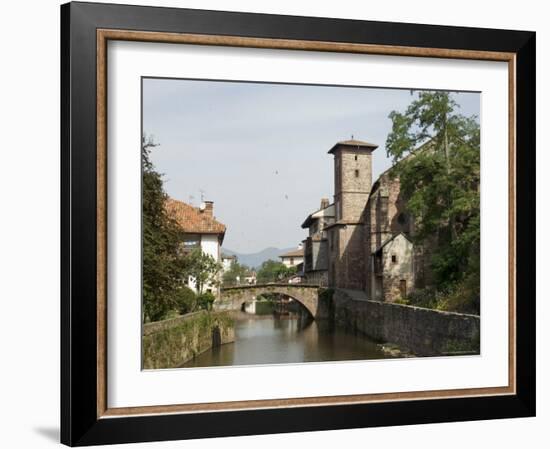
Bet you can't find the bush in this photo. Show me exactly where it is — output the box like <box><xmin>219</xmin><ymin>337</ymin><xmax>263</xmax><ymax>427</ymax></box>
<box><xmin>406</xmin><ymin>287</ymin><xmax>439</xmax><ymax>309</ymax></box>
<box><xmin>406</xmin><ymin>279</ymin><xmax>479</xmax><ymax>315</ymax></box>
<box><xmin>437</xmin><ymin>275</ymin><xmax>480</xmax><ymax>315</ymax></box>
<box><xmin>175</xmin><ymin>286</ymin><xmax>197</xmax><ymax>315</ymax></box>
<box><xmin>197</xmin><ymin>292</ymin><xmax>216</xmax><ymax>311</ymax></box>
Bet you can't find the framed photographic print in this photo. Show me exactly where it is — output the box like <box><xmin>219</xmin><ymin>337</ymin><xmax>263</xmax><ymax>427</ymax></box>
<box><xmin>60</xmin><ymin>1</ymin><xmax>536</xmax><ymax>446</ymax></box>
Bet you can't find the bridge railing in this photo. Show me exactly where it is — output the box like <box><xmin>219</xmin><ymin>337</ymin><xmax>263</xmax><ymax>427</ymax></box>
<box><xmin>221</xmin><ymin>283</ymin><xmax>321</xmax><ymax>291</ymax></box>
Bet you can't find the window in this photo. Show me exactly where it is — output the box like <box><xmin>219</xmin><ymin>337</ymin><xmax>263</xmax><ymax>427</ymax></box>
<box><xmin>391</xmin><ymin>254</ymin><xmax>397</xmax><ymax>263</ymax></box>
<box><xmin>290</xmin><ymin>257</ymin><xmax>294</xmax><ymax>266</ymax></box>
<box><xmin>183</xmin><ymin>234</ymin><xmax>200</xmax><ymax>250</ymax></box>
<box><xmin>354</xmin><ymin>155</ymin><xmax>358</xmax><ymax>161</ymax></box>
<box><xmin>355</xmin><ymin>169</ymin><xmax>359</xmax><ymax>177</ymax></box>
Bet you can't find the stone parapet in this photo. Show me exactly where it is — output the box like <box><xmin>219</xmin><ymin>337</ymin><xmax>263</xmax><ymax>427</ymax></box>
<box><xmin>333</xmin><ymin>289</ymin><xmax>480</xmax><ymax>356</ymax></box>
<box><xmin>142</xmin><ymin>310</ymin><xmax>235</xmax><ymax>369</ymax></box>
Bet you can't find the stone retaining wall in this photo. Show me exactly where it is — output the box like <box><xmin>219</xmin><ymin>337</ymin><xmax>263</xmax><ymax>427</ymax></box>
<box><xmin>333</xmin><ymin>289</ymin><xmax>480</xmax><ymax>356</ymax></box>
<box><xmin>142</xmin><ymin>311</ymin><xmax>235</xmax><ymax>369</ymax></box>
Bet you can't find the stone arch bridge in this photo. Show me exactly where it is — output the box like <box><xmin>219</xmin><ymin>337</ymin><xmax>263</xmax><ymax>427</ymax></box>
<box><xmin>219</xmin><ymin>284</ymin><xmax>324</xmax><ymax>318</ymax></box>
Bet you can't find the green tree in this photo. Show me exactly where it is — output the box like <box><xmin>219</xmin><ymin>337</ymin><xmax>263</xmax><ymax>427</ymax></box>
<box><xmin>385</xmin><ymin>92</ymin><xmax>480</xmax><ymax>312</ymax></box>
<box><xmin>174</xmin><ymin>286</ymin><xmax>197</xmax><ymax>315</ymax></box>
<box><xmin>185</xmin><ymin>248</ymin><xmax>222</xmax><ymax>294</ymax></box>
<box><xmin>196</xmin><ymin>291</ymin><xmax>216</xmax><ymax>311</ymax></box>
<box><xmin>142</xmin><ymin>135</ymin><xmax>189</xmax><ymax>322</ymax></box>
<box><xmin>222</xmin><ymin>261</ymin><xmax>250</xmax><ymax>286</ymax></box>
<box><xmin>256</xmin><ymin>260</ymin><xmax>296</xmax><ymax>283</ymax></box>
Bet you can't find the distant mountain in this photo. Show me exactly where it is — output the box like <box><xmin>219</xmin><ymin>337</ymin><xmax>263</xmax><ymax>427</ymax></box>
<box><xmin>222</xmin><ymin>247</ymin><xmax>296</xmax><ymax>270</ymax></box>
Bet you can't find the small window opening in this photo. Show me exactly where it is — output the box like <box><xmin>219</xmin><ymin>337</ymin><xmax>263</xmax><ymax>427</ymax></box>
<box><xmin>355</xmin><ymin>169</ymin><xmax>359</xmax><ymax>177</ymax></box>
<box><xmin>354</xmin><ymin>155</ymin><xmax>358</xmax><ymax>161</ymax></box>
<box><xmin>391</xmin><ymin>255</ymin><xmax>397</xmax><ymax>263</ymax></box>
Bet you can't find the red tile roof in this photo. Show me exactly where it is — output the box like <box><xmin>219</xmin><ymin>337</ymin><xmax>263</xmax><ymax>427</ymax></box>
<box><xmin>165</xmin><ymin>198</ymin><xmax>226</xmax><ymax>235</ymax></box>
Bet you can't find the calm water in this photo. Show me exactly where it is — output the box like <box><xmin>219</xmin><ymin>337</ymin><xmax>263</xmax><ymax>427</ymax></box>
<box><xmin>182</xmin><ymin>312</ymin><xmax>391</xmax><ymax>368</ymax></box>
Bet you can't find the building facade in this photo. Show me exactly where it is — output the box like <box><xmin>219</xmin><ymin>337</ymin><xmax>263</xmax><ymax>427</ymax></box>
<box><xmin>165</xmin><ymin>198</ymin><xmax>226</xmax><ymax>296</ymax></box>
<box><xmin>325</xmin><ymin>140</ymin><xmax>377</xmax><ymax>291</ymax></box>
<box><xmin>301</xmin><ymin>198</ymin><xmax>335</xmax><ymax>286</ymax></box>
<box><xmin>313</xmin><ymin>139</ymin><xmax>428</xmax><ymax>302</ymax></box>
<box><xmin>221</xmin><ymin>253</ymin><xmax>237</xmax><ymax>272</ymax></box>
<box><xmin>279</xmin><ymin>247</ymin><xmax>304</xmax><ymax>269</ymax></box>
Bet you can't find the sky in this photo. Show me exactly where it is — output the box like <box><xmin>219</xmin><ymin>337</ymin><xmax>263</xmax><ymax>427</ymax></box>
<box><xmin>143</xmin><ymin>78</ymin><xmax>479</xmax><ymax>254</ymax></box>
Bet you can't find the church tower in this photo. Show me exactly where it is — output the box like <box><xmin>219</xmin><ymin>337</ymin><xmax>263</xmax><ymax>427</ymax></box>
<box><xmin>329</xmin><ymin>139</ymin><xmax>377</xmax><ymax>222</ymax></box>
<box><xmin>326</xmin><ymin>139</ymin><xmax>378</xmax><ymax>290</ymax></box>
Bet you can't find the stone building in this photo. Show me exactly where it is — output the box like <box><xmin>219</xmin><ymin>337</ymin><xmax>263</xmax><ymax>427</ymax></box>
<box><xmin>317</xmin><ymin>139</ymin><xmax>427</xmax><ymax>302</ymax></box>
<box><xmin>301</xmin><ymin>198</ymin><xmax>335</xmax><ymax>286</ymax></box>
<box><xmin>325</xmin><ymin>139</ymin><xmax>377</xmax><ymax>291</ymax></box>
<box><xmin>364</xmin><ymin>169</ymin><xmax>416</xmax><ymax>301</ymax></box>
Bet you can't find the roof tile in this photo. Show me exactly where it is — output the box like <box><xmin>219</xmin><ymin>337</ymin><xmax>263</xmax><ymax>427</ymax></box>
<box><xmin>165</xmin><ymin>198</ymin><xmax>226</xmax><ymax>235</ymax></box>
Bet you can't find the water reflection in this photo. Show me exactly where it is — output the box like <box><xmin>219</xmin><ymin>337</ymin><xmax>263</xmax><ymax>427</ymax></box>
<box><xmin>182</xmin><ymin>312</ymin><xmax>390</xmax><ymax>368</ymax></box>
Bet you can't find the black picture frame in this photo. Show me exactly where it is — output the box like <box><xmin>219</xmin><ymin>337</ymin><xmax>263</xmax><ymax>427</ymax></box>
<box><xmin>61</xmin><ymin>1</ymin><xmax>536</xmax><ymax>446</ymax></box>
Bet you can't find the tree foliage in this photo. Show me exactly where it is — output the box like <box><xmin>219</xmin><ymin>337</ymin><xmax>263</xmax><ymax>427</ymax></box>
<box><xmin>142</xmin><ymin>136</ymin><xmax>225</xmax><ymax>321</ymax></box>
<box><xmin>222</xmin><ymin>261</ymin><xmax>251</xmax><ymax>286</ymax></box>
<box><xmin>185</xmin><ymin>248</ymin><xmax>222</xmax><ymax>294</ymax></box>
<box><xmin>385</xmin><ymin>92</ymin><xmax>480</xmax><ymax>313</ymax></box>
<box><xmin>197</xmin><ymin>291</ymin><xmax>216</xmax><ymax>311</ymax></box>
<box><xmin>256</xmin><ymin>260</ymin><xmax>296</xmax><ymax>283</ymax></box>
<box><xmin>175</xmin><ymin>286</ymin><xmax>197</xmax><ymax>315</ymax></box>
<box><xmin>142</xmin><ymin>135</ymin><xmax>191</xmax><ymax>322</ymax></box>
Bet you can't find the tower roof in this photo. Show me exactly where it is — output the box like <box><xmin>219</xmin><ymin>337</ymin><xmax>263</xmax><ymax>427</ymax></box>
<box><xmin>328</xmin><ymin>139</ymin><xmax>378</xmax><ymax>154</ymax></box>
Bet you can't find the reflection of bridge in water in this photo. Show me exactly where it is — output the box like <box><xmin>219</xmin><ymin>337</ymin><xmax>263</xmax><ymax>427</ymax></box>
<box><xmin>220</xmin><ymin>284</ymin><xmax>322</xmax><ymax>318</ymax></box>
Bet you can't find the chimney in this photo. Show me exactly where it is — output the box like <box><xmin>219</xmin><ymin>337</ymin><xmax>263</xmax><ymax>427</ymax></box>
<box><xmin>204</xmin><ymin>201</ymin><xmax>214</xmax><ymax>216</ymax></box>
<box><xmin>320</xmin><ymin>198</ymin><xmax>329</xmax><ymax>209</ymax></box>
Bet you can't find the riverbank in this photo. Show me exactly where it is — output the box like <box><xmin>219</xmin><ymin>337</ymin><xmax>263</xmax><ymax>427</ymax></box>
<box><xmin>332</xmin><ymin>289</ymin><xmax>480</xmax><ymax>356</ymax></box>
<box><xmin>142</xmin><ymin>310</ymin><xmax>235</xmax><ymax>369</ymax></box>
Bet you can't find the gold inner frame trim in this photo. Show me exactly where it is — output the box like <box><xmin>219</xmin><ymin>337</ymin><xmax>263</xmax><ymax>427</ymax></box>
<box><xmin>96</xmin><ymin>28</ymin><xmax>517</xmax><ymax>419</ymax></box>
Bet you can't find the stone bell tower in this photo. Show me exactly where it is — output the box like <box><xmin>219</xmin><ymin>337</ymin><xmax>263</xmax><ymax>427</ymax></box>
<box><xmin>330</xmin><ymin>139</ymin><xmax>377</xmax><ymax>222</ymax></box>
<box><xmin>326</xmin><ymin>139</ymin><xmax>378</xmax><ymax>290</ymax></box>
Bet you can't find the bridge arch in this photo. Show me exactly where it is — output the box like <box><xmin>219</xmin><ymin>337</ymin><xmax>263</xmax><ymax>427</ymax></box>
<box><xmin>220</xmin><ymin>284</ymin><xmax>321</xmax><ymax>318</ymax></box>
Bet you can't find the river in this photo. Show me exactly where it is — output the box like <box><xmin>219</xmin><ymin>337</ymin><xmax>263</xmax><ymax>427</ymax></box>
<box><xmin>181</xmin><ymin>310</ymin><xmax>394</xmax><ymax>368</ymax></box>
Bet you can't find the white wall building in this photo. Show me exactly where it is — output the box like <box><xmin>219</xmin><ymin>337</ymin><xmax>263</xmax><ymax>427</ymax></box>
<box><xmin>221</xmin><ymin>254</ymin><xmax>237</xmax><ymax>272</ymax></box>
<box><xmin>279</xmin><ymin>245</ymin><xmax>304</xmax><ymax>268</ymax></box>
<box><xmin>165</xmin><ymin>198</ymin><xmax>226</xmax><ymax>296</ymax></box>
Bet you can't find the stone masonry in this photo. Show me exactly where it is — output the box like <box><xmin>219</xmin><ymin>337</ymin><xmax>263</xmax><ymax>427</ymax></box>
<box><xmin>326</xmin><ymin>140</ymin><xmax>377</xmax><ymax>291</ymax></box>
<box><xmin>324</xmin><ymin>139</ymin><xmax>433</xmax><ymax>302</ymax></box>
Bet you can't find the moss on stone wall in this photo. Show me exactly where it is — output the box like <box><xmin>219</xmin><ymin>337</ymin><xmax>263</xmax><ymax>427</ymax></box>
<box><xmin>142</xmin><ymin>311</ymin><xmax>235</xmax><ymax>369</ymax></box>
